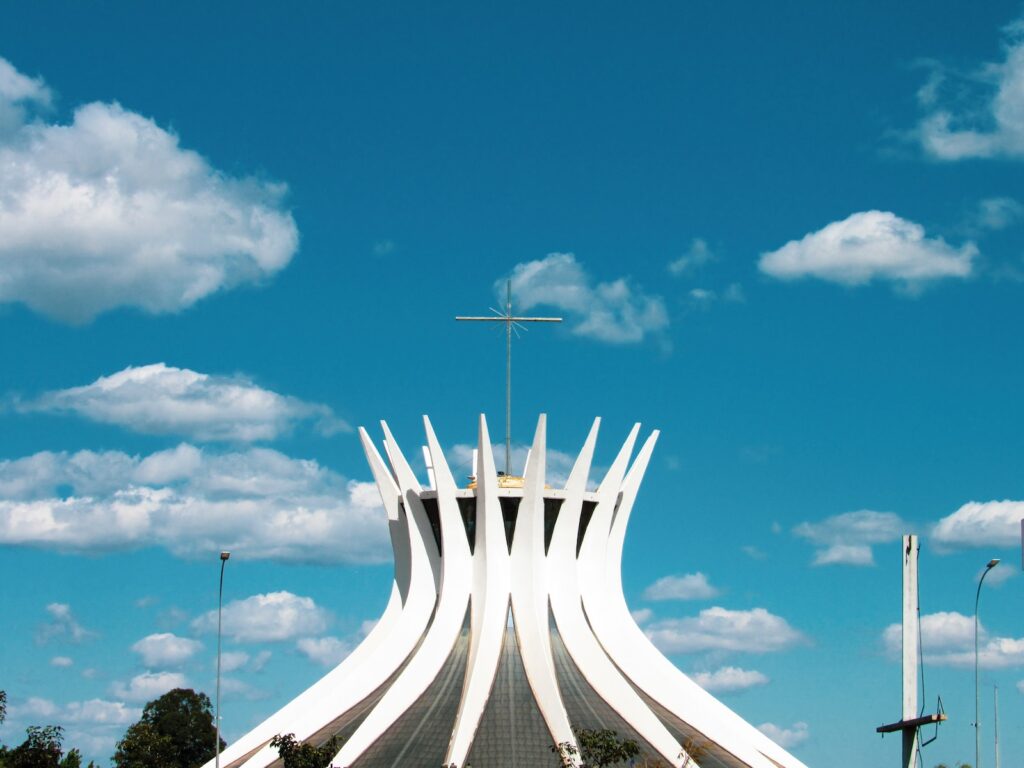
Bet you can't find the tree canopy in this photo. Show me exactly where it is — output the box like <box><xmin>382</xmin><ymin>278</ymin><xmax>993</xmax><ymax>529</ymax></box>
<box><xmin>551</xmin><ymin>727</ymin><xmax>641</xmax><ymax>768</ymax></box>
<box><xmin>269</xmin><ymin>733</ymin><xmax>341</xmax><ymax>768</ymax></box>
<box><xmin>112</xmin><ymin>688</ymin><xmax>223</xmax><ymax>768</ymax></box>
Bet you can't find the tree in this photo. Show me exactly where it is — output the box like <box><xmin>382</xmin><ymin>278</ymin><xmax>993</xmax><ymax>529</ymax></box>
<box><xmin>1</xmin><ymin>690</ymin><xmax>7</xmax><ymax>725</ymax></box>
<box><xmin>112</xmin><ymin>689</ymin><xmax>223</xmax><ymax>768</ymax></box>
<box><xmin>551</xmin><ymin>727</ymin><xmax>641</xmax><ymax>768</ymax></box>
<box><xmin>269</xmin><ymin>733</ymin><xmax>341</xmax><ymax>768</ymax></box>
<box><xmin>57</xmin><ymin>750</ymin><xmax>81</xmax><ymax>768</ymax></box>
<box><xmin>6</xmin><ymin>725</ymin><xmax>65</xmax><ymax>768</ymax></box>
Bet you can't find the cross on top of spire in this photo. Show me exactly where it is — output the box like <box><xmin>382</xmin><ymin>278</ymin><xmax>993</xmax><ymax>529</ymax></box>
<box><xmin>456</xmin><ymin>279</ymin><xmax>562</xmax><ymax>475</ymax></box>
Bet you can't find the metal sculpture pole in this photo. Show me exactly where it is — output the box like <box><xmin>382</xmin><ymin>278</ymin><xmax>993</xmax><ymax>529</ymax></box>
<box><xmin>457</xmin><ymin>279</ymin><xmax>561</xmax><ymax>475</ymax></box>
<box><xmin>975</xmin><ymin>558</ymin><xmax>1000</xmax><ymax>768</ymax></box>
<box><xmin>216</xmin><ymin>551</ymin><xmax>231</xmax><ymax>768</ymax></box>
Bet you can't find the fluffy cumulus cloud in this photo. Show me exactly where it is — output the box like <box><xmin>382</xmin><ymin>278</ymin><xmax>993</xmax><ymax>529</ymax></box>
<box><xmin>0</xmin><ymin>58</ymin><xmax>51</xmax><ymax>134</ymax></box>
<box><xmin>643</xmin><ymin>572</ymin><xmax>720</xmax><ymax>601</ymax></box>
<box><xmin>932</xmin><ymin>500</ymin><xmax>1024</xmax><ymax>550</ymax></box>
<box><xmin>692</xmin><ymin>666</ymin><xmax>769</xmax><ymax>693</ymax></box>
<box><xmin>36</xmin><ymin>602</ymin><xmax>94</xmax><ymax>644</ymax></box>
<box><xmin>110</xmin><ymin>671</ymin><xmax>188</xmax><ymax>703</ymax></box>
<box><xmin>296</xmin><ymin>636</ymin><xmax>352</xmax><ymax>667</ymax></box>
<box><xmin>0</xmin><ymin>57</ymin><xmax>297</xmax><ymax>324</ymax></box>
<box><xmin>504</xmin><ymin>253</ymin><xmax>668</xmax><ymax>344</ymax></box>
<box><xmin>757</xmin><ymin>722</ymin><xmax>809</xmax><ymax>749</ymax></box>
<box><xmin>974</xmin><ymin>197</ymin><xmax>1024</xmax><ymax>230</ymax></box>
<box><xmin>667</xmin><ymin>238</ymin><xmax>715</xmax><ymax>276</ymax></box>
<box><xmin>759</xmin><ymin>211</ymin><xmax>976</xmax><ymax>289</ymax></box>
<box><xmin>22</xmin><ymin>363</ymin><xmax>347</xmax><ymax>442</ymax></box>
<box><xmin>793</xmin><ymin>510</ymin><xmax>906</xmax><ymax>567</ymax></box>
<box><xmin>645</xmin><ymin>607</ymin><xmax>806</xmax><ymax>655</ymax></box>
<box><xmin>0</xmin><ymin>443</ymin><xmax>389</xmax><ymax>564</ymax></box>
<box><xmin>883</xmin><ymin>611</ymin><xmax>1024</xmax><ymax>668</ymax></box>
<box><xmin>131</xmin><ymin>633</ymin><xmax>202</xmax><ymax>667</ymax></box>
<box><xmin>5</xmin><ymin>696</ymin><xmax>139</xmax><ymax>727</ymax></box>
<box><xmin>192</xmin><ymin>592</ymin><xmax>329</xmax><ymax>643</ymax></box>
<box><xmin>916</xmin><ymin>16</ymin><xmax>1024</xmax><ymax>159</ymax></box>
<box><xmin>64</xmin><ymin>699</ymin><xmax>140</xmax><ymax>725</ymax></box>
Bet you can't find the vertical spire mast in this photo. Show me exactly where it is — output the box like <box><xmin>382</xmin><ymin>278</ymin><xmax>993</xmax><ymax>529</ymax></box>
<box><xmin>456</xmin><ymin>279</ymin><xmax>562</xmax><ymax>475</ymax></box>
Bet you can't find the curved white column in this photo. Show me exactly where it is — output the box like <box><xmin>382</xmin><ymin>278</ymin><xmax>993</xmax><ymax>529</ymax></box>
<box><xmin>218</xmin><ymin>414</ymin><xmax>809</xmax><ymax>768</ymax></box>
<box><xmin>445</xmin><ymin>416</ymin><xmax>512</xmax><ymax>766</ymax></box>
<box><xmin>590</xmin><ymin>432</ymin><xmax>808</xmax><ymax>768</ymax></box>
<box><xmin>205</xmin><ymin>428</ymin><xmax>435</xmax><ymax>768</ymax></box>
<box><xmin>331</xmin><ymin>416</ymin><xmax>473</xmax><ymax>768</ymax></box>
<box><xmin>508</xmin><ymin>415</ymin><xmax>578</xmax><ymax>761</ymax></box>
<box><xmin>548</xmin><ymin>420</ymin><xmax>684</xmax><ymax>768</ymax></box>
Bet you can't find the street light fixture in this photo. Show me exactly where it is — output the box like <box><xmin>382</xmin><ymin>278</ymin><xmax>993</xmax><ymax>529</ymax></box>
<box><xmin>216</xmin><ymin>551</ymin><xmax>230</xmax><ymax>768</ymax></box>
<box><xmin>975</xmin><ymin>557</ymin><xmax>999</xmax><ymax>768</ymax></box>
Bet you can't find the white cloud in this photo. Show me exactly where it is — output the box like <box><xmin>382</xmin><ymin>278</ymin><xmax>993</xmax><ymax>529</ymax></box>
<box><xmin>757</xmin><ymin>722</ymin><xmax>809</xmax><ymax>749</ymax></box>
<box><xmin>916</xmin><ymin>17</ymin><xmax>1024</xmax><ymax>159</ymax></box>
<box><xmin>741</xmin><ymin>545</ymin><xmax>766</xmax><ymax>560</ymax></box>
<box><xmin>631</xmin><ymin>608</ymin><xmax>653</xmax><ymax>625</ymax></box>
<box><xmin>50</xmin><ymin>656</ymin><xmax>73</xmax><ymax>668</ymax></box>
<box><xmin>645</xmin><ymin>607</ymin><xmax>806</xmax><ymax>655</ymax></box>
<box><xmin>192</xmin><ymin>592</ymin><xmax>329</xmax><ymax>643</ymax></box>
<box><xmin>36</xmin><ymin>602</ymin><xmax>94</xmax><ymax>644</ymax></box>
<box><xmin>668</xmin><ymin>239</ymin><xmax>714</xmax><ymax>276</ymax></box>
<box><xmin>643</xmin><ymin>572</ymin><xmax>720</xmax><ymax>601</ymax></box>
<box><xmin>692</xmin><ymin>666</ymin><xmax>769</xmax><ymax>693</ymax></box>
<box><xmin>504</xmin><ymin>253</ymin><xmax>668</xmax><ymax>344</ymax></box>
<box><xmin>64</xmin><ymin>699</ymin><xmax>140</xmax><ymax>725</ymax></box>
<box><xmin>220</xmin><ymin>677</ymin><xmax>269</xmax><ymax>702</ymax></box>
<box><xmin>110</xmin><ymin>671</ymin><xmax>187</xmax><ymax>703</ymax></box>
<box><xmin>793</xmin><ymin>510</ymin><xmax>907</xmax><ymax>567</ymax></box>
<box><xmin>0</xmin><ymin>58</ymin><xmax>50</xmax><ymax>134</ymax></box>
<box><xmin>0</xmin><ymin>57</ymin><xmax>297</xmax><ymax>324</ymax></box>
<box><xmin>759</xmin><ymin>211</ymin><xmax>976</xmax><ymax>289</ymax></box>
<box><xmin>883</xmin><ymin>611</ymin><xmax>1024</xmax><ymax>669</ymax></box>
<box><xmin>296</xmin><ymin>636</ymin><xmax>352</xmax><ymax>667</ymax></box>
<box><xmin>10</xmin><ymin>696</ymin><xmax>59</xmax><ymax>719</ymax></box>
<box><xmin>23</xmin><ymin>363</ymin><xmax>348</xmax><ymax>442</ymax></box>
<box><xmin>0</xmin><ymin>443</ymin><xmax>389</xmax><ymax>565</ymax></box>
<box><xmin>373</xmin><ymin>240</ymin><xmax>395</xmax><ymax>256</ymax></box>
<box><xmin>220</xmin><ymin>651</ymin><xmax>250</xmax><ymax>673</ymax></box>
<box><xmin>932</xmin><ymin>500</ymin><xmax>1024</xmax><ymax>550</ymax></box>
<box><xmin>974</xmin><ymin>197</ymin><xmax>1024</xmax><ymax>230</ymax></box>
<box><xmin>131</xmin><ymin>633</ymin><xmax>202</xmax><ymax>667</ymax></box>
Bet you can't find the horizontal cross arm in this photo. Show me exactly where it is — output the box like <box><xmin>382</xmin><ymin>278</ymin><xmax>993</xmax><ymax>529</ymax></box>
<box><xmin>455</xmin><ymin>316</ymin><xmax>563</xmax><ymax>322</ymax></box>
<box><xmin>876</xmin><ymin>713</ymin><xmax>947</xmax><ymax>733</ymax></box>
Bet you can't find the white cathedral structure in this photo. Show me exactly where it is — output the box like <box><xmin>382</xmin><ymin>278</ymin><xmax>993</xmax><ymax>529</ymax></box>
<box><xmin>207</xmin><ymin>414</ymin><xmax>808</xmax><ymax>768</ymax></box>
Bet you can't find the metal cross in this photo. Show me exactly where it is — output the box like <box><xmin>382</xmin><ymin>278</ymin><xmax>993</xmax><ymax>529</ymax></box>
<box><xmin>456</xmin><ymin>280</ymin><xmax>562</xmax><ymax>475</ymax></box>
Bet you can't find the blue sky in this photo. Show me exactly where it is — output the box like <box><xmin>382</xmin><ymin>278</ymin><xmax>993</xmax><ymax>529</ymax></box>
<box><xmin>1</xmin><ymin>2</ymin><xmax>1023</xmax><ymax>765</ymax></box>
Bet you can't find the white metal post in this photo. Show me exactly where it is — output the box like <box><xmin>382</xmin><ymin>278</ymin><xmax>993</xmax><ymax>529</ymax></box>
<box><xmin>994</xmin><ymin>685</ymin><xmax>1000</xmax><ymax>768</ymax></box>
<box><xmin>902</xmin><ymin>535</ymin><xmax>919</xmax><ymax>768</ymax></box>
<box><xmin>216</xmin><ymin>551</ymin><xmax>230</xmax><ymax>768</ymax></box>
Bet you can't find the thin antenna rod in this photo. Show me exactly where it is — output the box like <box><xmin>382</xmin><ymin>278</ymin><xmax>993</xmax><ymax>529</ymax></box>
<box><xmin>505</xmin><ymin>280</ymin><xmax>512</xmax><ymax>475</ymax></box>
<box><xmin>456</xmin><ymin>278</ymin><xmax>562</xmax><ymax>475</ymax></box>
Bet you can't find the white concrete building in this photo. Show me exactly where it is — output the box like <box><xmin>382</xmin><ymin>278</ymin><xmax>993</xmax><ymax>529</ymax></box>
<box><xmin>208</xmin><ymin>415</ymin><xmax>808</xmax><ymax>768</ymax></box>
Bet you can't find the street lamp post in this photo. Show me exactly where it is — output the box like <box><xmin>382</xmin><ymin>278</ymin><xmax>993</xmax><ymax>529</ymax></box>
<box><xmin>216</xmin><ymin>551</ymin><xmax>231</xmax><ymax>768</ymax></box>
<box><xmin>975</xmin><ymin>558</ymin><xmax>999</xmax><ymax>768</ymax></box>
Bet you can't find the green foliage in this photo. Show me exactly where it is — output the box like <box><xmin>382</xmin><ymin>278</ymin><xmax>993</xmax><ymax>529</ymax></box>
<box><xmin>57</xmin><ymin>749</ymin><xmax>81</xmax><ymax>768</ymax></box>
<box><xmin>6</xmin><ymin>725</ymin><xmax>65</xmax><ymax>768</ymax></box>
<box><xmin>112</xmin><ymin>688</ymin><xmax>223</xmax><ymax>768</ymax></box>
<box><xmin>551</xmin><ymin>727</ymin><xmax>641</xmax><ymax>768</ymax></box>
<box><xmin>269</xmin><ymin>733</ymin><xmax>341</xmax><ymax>768</ymax></box>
